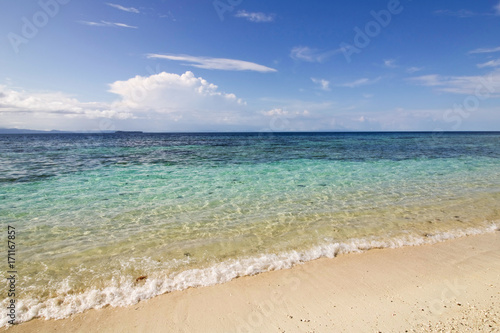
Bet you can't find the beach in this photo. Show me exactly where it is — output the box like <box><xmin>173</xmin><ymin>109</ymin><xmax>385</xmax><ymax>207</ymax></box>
<box><xmin>3</xmin><ymin>0</ymin><xmax>500</xmax><ymax>330</ymax></box>
<box><xmin>1</xmin><ymin>132</ymin><xmax>500</xmax><ymax>329</ymax></box>
<box><xmin>4</xmin><ymin>231</ymin><xmax>499</xmax><ymax>332</ymax></box>
<box><xmin>3</xmin><ymin>0</ymin><xmax>500</xmax><ymax>331</ymax></box>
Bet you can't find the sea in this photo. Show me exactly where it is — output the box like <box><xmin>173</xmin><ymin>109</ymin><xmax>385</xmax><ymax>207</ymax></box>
<box><xmin>1</xmin><ymin>132</ymin><xmax>499</xmax><ymax>325</ymax></box>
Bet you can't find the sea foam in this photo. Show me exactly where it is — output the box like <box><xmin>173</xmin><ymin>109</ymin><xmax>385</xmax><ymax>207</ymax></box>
<box><xmin>2</xmin><ymin>223</ymin><xmax>497</xmax><ymax>327</ymax></box>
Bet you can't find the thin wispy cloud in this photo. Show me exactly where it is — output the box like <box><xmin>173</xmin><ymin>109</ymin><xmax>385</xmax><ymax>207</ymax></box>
<box><xmin>409</xmin><ymin>75</ymin><xmax>441</xmax><ymax>86</ymax></box>
<box><xmin>434</xmin><ymin>2</ymin><xmax>500</xmax><ymax>18</ymax></box>
<box><xmin>147</xmin><ymin>54</ymin><xmax>277</xmax><ymax>72</ymax></box>
<box><xmin>408</xmin><ymin>69</ymin><xmax>500</xmax><ymax>96</ymax></box>
<box><xmin>469</xmin><ymin>46</ymin><xmax>500</xmax><ymax>54</ymax></box>
<box><xmin>106</xmin><ymin>3</ymin><xmax>140</xmax><ymax>14</ymax></box>
<box><xmin>311</xmin><ymin>78</ymin><xmax>330</xmax><ymax>91</ymax></box>
<box><xmin>340</xmin><ymin>77</ymin><xmax>382</xmax><ymax>88</ymax></box>
<box><xmin>290</xmin><ymin>46</ymin><xmax>342</xmax><ymax>63</ymax></box>
<box><xmin>407</xmin><ymin>66</ymin><xmax>424</xmax><ymax>74</ymax></box>
<box><xmin>383</xmin><ymin>59</ymin><xmax>398</xmax><ymax>68</ymax></box>
<box><xmin>433</xmin><ymin>9</ymin><xmax>479</xmax><ymax>18</ymax></box>
<box><xmin>235</xmin><ymin>11</ymin><xmax>275</xmax><ymax>23</ymax></box>
<box><xmin>477</xmin><ymin>59</ymin><xmax>500</xmax><ymax>68</ymax></box>
<box><xmin>79</xmin><ymin>21</ymin><xmax>138</xmax><ymax>29</ymax></box>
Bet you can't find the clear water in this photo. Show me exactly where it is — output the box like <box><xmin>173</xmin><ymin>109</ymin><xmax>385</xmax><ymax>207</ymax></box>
<box><xmin>1</xmin><ymin>132</ymin><xmax>499</xmax><ymax>324</ymax></box>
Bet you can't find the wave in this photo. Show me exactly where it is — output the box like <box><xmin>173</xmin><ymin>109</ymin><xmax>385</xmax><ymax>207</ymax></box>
<box><xmin>2</xmin><ymin>223</ymin><xmax>498</xmax><ymax>327</ymax></box>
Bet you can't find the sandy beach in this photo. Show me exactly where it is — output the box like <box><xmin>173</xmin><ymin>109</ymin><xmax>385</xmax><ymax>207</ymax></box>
<box><xmin>3</xmin><ymin>0</ymin><xmax>500</xmax><ymax>331</ymax></box>
<box><xmin>4</xmin><ymin>230</ymin><xmax>499</xmax><ymax>333</ymax></box>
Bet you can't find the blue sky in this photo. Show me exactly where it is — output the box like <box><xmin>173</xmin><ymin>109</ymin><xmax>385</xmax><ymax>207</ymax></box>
<box><xmin>1</xmin><ymin>0</ymin><xmax>499</xmax><ymax>132</ymax></box>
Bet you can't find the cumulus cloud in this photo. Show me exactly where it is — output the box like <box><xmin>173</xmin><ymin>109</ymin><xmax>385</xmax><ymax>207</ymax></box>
<box><xmin>408</xmin><ymin>69</ymin><xmax>500</xmax><ymax>96</ymax></box>
<box><xmin>0</xmin><ymin>71</ymin><xmax>248</xmax><ymax>131</ymax></box>
<box><xmin>109</xmin><ymin>71</ymin><xmax>245</xmax><ymax>113</ymax></box>
<box><xmin>234</xmin><ymin>11</ymin><xmax>275</xmax><ymax>22</ymax></box>
<box><xmin>0</xmin><ymin>85</ymin><xmax>129</xmax><ymax>119</ymax></box>
<box><xmin>147</xmin><ymin>54</ymin><xmax>276</xmax><ymax>72</ymax></box>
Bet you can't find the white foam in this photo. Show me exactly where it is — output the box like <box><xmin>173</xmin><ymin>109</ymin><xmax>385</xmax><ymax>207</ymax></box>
<box><xmin>1</xmin><ymin>223</ymin><xmax>498</xmax><ymax>327</ymax></box>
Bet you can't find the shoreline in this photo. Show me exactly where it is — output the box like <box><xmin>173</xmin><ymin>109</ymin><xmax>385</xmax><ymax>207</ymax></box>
<box><xmin>4</xmin><ymin>230</ymin><xmax>500</xmax><ymax>332</ymax></box>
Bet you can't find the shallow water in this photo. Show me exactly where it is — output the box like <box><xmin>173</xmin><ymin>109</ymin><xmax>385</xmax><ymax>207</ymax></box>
<box><xmin>1</xmin><ymin>132</ymin><xmax>499</xmax><ymax>324</ymax></box>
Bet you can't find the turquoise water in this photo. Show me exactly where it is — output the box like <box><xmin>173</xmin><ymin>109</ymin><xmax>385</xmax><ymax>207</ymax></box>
<box><xmin>1</xmin><ymin>132</ymin><xmax>500</xmax><ymax>324</ymax></box>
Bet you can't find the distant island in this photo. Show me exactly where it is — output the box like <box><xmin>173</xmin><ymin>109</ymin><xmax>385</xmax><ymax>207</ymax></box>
<box><xmin>114</xmin><ymin>131</ymin><xmax>144</xmax><ymax>134</ymax></box>
<box><xmin>0</xmin><ymin>128</ymin><xmax>141</xmax><ymax>134</ymax></box>
<box><xmin>0</xmin><ymin>128</ymin><xmax>73</xmax><ymax>134</ymax></box>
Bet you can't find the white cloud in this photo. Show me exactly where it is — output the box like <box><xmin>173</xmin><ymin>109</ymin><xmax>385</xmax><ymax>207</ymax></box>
<box><xmin>147</xmin><ymin>54</ymin><xmax>277</xmax><ymax>72</ymax></box>
<box><xmin>311</xmin><ymin>78</ymin><xmax>330</xmax><ymax>91</ymax></box>
<box><xmin>434</xmin><ymin>3</ymin><xmax>500</xmax><ymax>18</ymax></box>
<box><xmin>469</xmin><ymin>46</ymin><xmax>500</xmax><ymax>54</ymax></box>
<box><xmin>79</xmin><ymin>21</ymin><xmax>137</xmax><ymax>29</ymax></box>
<box><xmin>106</xmin><ymin>3</ymin><xmax>140</xmax><ymax>13</ymax></box>
<box><xmin>406</xmin><ymin>66</ymin><xmax>424</xmax><ymax>74</ymax></box>
<box><xmin>0</xmin><ymin>85</ymin><xmax>131</xmax><ymax>120</ymax></box>
<box><xmin>383</xmin><ymin>59</ymin><xmax>398</xmax><ymax>68</ymax></box>
<box><xmin>0</xmin><ymin>72</ymin><xmax>248</xmax><ymax>131</ymax></box>
<box><xmin>109</xmin><ymin>71</ymin><xmax>245</xmax><ymax>113</ymax></box>
<box><xmin>290</xmin><ymin>47</ymin><xmax>319</xmax><ymax>62</ymax></box>
<box><xmin>408</xmin><ymin>69</ymin><xmax>500</xmax><ymax>96</ymax></box>
<box><xmin>262</xmin><ymin>108</ymin><xmax>289</xmax><ymax>116</ymax></box>
<box><xmin>477</xmin><ymin>59</ymin><xmax>500</xmax><ymax>68</ymax></box>
<box><xmin>234</xmin><ymin>11</ymin><xmax>274</xmax><ymax>22</ymax></box>
<box><xmin>433</xmin><ymin>9</ymin><xmax>478</xmax><ymax>18</ymax></box>
<box><xmin>290</xmin><ymin>46</ymin><xmax>341</xmax><ymax>63</ymax></box>
<box><xmin>340</xmin><ymin>77</ymin><xmax>382</xmax><ymax>88</ymax></box>
<box><xmin>409</xmin><ymin>74</ymin><xmax>442</xmax><ymax>86</ymax></box>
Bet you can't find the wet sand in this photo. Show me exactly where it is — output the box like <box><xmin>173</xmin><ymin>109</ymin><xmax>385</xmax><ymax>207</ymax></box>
<box><xmin>4</xmin><ymin>231</ymin><xmax>500</xmax><ymax>332</ymax></box>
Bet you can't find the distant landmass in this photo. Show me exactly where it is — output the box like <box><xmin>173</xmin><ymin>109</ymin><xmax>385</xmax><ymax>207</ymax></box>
<box><xmin>0</xmin><ymin>128</ymin><xmax>117</xmax><ymax>134</ymax></box>
<box><xmin>114</xmin><ymin>131</ymin><xmax>144</xmax><ymax>134</ymax></box>
<box><xmin>0</xmin><ymin>128</ymin><xmax>72</xmax><ymax>134</ymax></box>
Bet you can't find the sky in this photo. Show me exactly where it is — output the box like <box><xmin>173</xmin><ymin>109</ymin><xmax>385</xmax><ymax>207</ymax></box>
<box><xmin>0</xmin><ymin>0</ymin><xmax>499</xmax><ymax>132</ymax></box>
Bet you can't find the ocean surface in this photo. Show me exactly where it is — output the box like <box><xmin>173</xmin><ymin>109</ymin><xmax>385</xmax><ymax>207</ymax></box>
<box><xmin>1</xmin><ymin>132</ymin><xmax>500</xmax><ymax>325</ymax></box>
